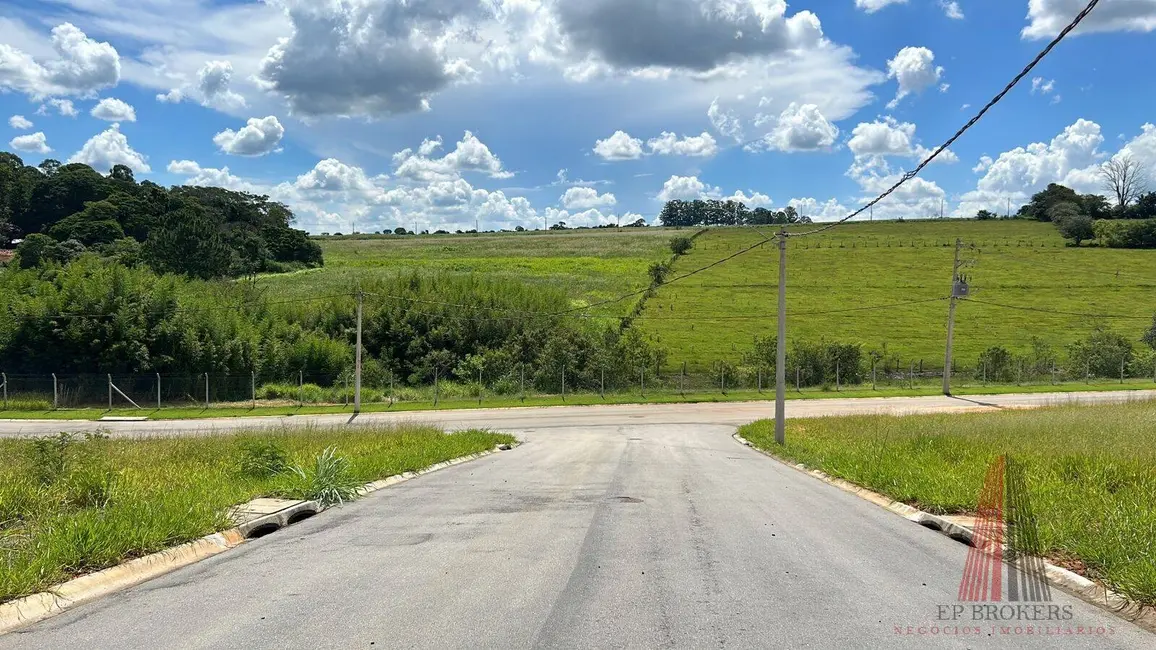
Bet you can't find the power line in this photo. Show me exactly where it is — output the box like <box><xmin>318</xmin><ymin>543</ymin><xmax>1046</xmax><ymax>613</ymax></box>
<box><xmin>619</xmin><ymin>296</ymin><xmax>949</xmax><ymax>321</ymax></box>
<box><xmin>977</xmin><ymin>246</ymin><xmax>1156</xmax><ymax>283</ymax></box>
<box><xmin>790</xmin><ymin>0</ymin><xmax>1101</xmax><ymax>238</ymax></box>
<box><xmin>961</xmin><ymin>297</ymin><xmax>1151</xmax><ymax>321</ymax></box>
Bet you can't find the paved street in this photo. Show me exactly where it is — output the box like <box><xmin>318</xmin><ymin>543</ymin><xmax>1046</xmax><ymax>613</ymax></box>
<box><xmin>1</xmin><ymin>388</ymin><xmax>1154</xmax><ymax>438</ymax></box>
<box><xmin>2</xmin><ymin>392</ymin><xmax>1152</xmax><ymax>648</ymax></box>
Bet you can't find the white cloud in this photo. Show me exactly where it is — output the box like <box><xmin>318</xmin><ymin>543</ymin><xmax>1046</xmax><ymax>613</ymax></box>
<box><xmin>886</xmin><ymin>46</ymin><xmax>943</xmax><ymax>108</ymax></box>
<box><xmin>789</xmin><ymin>197</ymin><xmax>850</xmax><ymax>222</ymax></box>
<box><xmin>561</xmin><ymin>186</ymin><xmax>617</xmax><ymax>210</ymax></box>
<box><xmin>708</xmin><ymin>99</ymin><xmax>744</xmax><ymax>143</ymax></box>
<box><xmin>658</xmin><ymin>175</ymin><xmax>721</xmax><ymax>202</ymax></box>
<box><xmin>8</xmin><ymin>115</ymin><xmax>33</xmax><ymax>130</ymax></box>
<box><xmin>724</xmin><ymin>190</ymin><xmax>773</xmax><ymax>207</ymax></box>
<box><xmin>1031</xmin><ymin>77</ymin><xmax>1056</xmax><ymax>95</ymax></box>
<box><xmin>1023</xmin><ymin>0</ymin><xmax>1156</xmax><ymax>39</ymax></box>
<box><xmin>956</xmin><ymin>118</ymin><xmax>1107</xmax><ymax>215</ymax></box>
<box><xmin>847</xmin><ymin>155</ymin><xmax>948</xmax><ymax>219</ymax></box>
<box><xmin>646</xmin><ymin>131</ymin><xmax>718</xmax><ymax>157</ymax></box>
<box><xmin>940</xmin><ymin>1</ymin><xmax>965</xmax><ymax>20</ymax></box>
<box><xmin>167</xmin><ymin>160</ymin><xmax>256</xmax><ymax>192</ymax></box>
<box><xmin>90</xmin><ymin>97</ymin><xmax>137</xmax><ymax>122</ymax></box>
<box><xmin>9</xmin><ymin>132</ymin><xmax>51</xmax><ymax>154</ymax></box>
<box><xmin>855</xmin><ymin>0</ymin><xmax>908</xmax><ymax>13</ymax></box>
<box><xmin>393</xmin><ymin>131</ymin><xmax>512</xmax><ymax>182</ymax></box>
<box><xmin>197</xmin><ymin>60</ymin><xmax>246</xmax><ymax>109</ymax></box>
<box><xmin>156</xmin><ymin>88</ymin><xmax>184</xmax><ymax>103</ymax></box>
<box><xmin>0</xmin><ymin>23</ymin><xmax>120</xmax><ymax>98</ymax></box>
<box><xmin>1117</xmin><ymin>123</ymin><xmax>1156</xmax><ymax>186</ymax></box>
<box><xmin>847</xmin><ymin>116</ymin><xmax>958</xmax><ymax>163</ymax></box>
<box><xmin>212</xmin><ymin>116</ymin><xmax>285</xmax><ymax>156</ymax></box>
<box><xmin>68</xmin><ymin>123</ymin><xmax>150</xmax><ymax>173</ymax></box>
<box><xmin>37</xmin><ymin>98</ymin><xmax>77</xmax><ymax>117</ymax></box>
<box><xmin>594</xmin><ymin>130</ymin><xmax>645</xmax><ymax>161</ymax></box>
<box><xmin>749</xmin><ymin>103</ymin><xmax>839</xmax><ymax>152</ymax></box>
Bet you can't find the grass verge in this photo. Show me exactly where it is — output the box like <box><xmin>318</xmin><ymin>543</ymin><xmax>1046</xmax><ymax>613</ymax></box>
<box><xmin>738</xmin><ymin>400</ymin><xmax>1156</xmax><ymax>607</ymax></box>
<box><xmin>1</xmin><ymin>379</ymin><xmax>1154</xmax><ymax>421</ymax></box>
<box><xmin>0</xmin><ymin>425</ymin><xmax>514</xmax><ymax>603</ymax></box>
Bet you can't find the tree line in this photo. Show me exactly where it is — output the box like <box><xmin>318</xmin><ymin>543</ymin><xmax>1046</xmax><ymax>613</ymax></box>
<box><xmin>0</xmin><ymin>152</ymin><xmax>321</xmax><ymax>278</ymax></box>
<box><xmin>658</xmin><ymin>199</ymin><xmax>814</xmax><ymax>227</ymax></box>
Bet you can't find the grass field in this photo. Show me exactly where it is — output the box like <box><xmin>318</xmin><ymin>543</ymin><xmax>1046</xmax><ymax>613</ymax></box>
<box><xmin>739</xmin><ymin>400</ymin><xmax>1156</xmax><ymax>606</ymax></box>
<box><xmin>0</xmin><ymin>425</ymin><xmax>514</xmax><ymax>603</ymax></box>
<box><xmin>642</xmin><ymin>220</ymin><xmax>1156</xmax><ymax>371</ymax></box>
<box><xmin>260</xmin><ymin>229</ymin><xmax>678</xmax><ymax>316</ymax></box>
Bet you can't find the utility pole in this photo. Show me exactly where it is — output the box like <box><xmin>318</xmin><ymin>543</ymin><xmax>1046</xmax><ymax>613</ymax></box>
<box><xmin>943</xmin><ymin>238</ymin><xmax>964</xmax><ymax>396</ymax></box>
<box><xmin>354</xmin><ymin>291</ymin><xmax>363</xmax><ymax>415</ymax></box>
<box><xmin>775</xmin><ymin>227</ymin><xmax>787</xmax><ymax>445</ymax></box>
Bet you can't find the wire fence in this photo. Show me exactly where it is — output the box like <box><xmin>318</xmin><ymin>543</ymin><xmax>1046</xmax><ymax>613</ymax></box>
<box><xmin>2</xmin><ymin>357</ymin><xmax>1154</xmax><ymax>412</ymax></box>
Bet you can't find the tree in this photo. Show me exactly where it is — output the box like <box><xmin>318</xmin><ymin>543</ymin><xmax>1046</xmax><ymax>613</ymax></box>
<box><xmin>669</xmin><ymin>236</ymin><xmax>693</xmax><ymax>255</ymax></box>
<box><xmin>1142</xmin><ymin>314</ymin><xmax>1156</xmax><ymax>350</ymax></box>
<box><xmin>1126</xmin><ymin>192</ymin><xmax>1156</xmax><ymax>220</ymax></box>
<box><xmin>145</xmin><ymin>208</ymin><xmax>236</xmax><ymax>279</ymax></box>
<box><xmin>1101</xmin><ymin>154</ymin><xmax>1147</xmax><ymax>209</ymax></box>
<box><xmin>975</xmin><ymin>209</ymin><xmax>998</xmax><ymax>221</ymax></box>
<box><xmin>394</xmin><ymin>227</ymin><xmax>408</xmax><ymax>235</ymax></box>
<box><xmin>1056</xmin><ymin>213</ymin><xmax>1094</xmax><ymax>246</ymax></box>
<box><xmin>1018</xmin><ymin>183</ymin><xmax>1081</xmax><ymax>221</ymax></box>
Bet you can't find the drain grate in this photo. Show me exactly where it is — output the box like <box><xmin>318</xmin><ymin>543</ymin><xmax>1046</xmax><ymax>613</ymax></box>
<box><xmin>612</xmin><ymin>496</ymin><xmax>643</xmax><ymax>503</ymax></box>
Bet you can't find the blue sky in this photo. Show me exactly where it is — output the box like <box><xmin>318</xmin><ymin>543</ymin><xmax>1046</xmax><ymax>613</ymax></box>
<box><xmin>3</xmin><ymin>0</ymin><xmax>1155</xmax><ymax>233</ymax></box>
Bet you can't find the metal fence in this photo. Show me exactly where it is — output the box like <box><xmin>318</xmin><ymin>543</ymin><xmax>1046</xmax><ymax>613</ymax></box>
<box><xmin>1</xmin><ymin>359</ymin><xmax>1154</xmax><ymax>412</ymax></box>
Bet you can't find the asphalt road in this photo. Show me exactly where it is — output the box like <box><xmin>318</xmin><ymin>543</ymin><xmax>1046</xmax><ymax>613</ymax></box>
<box><xmin>3</xmin><ymin>397</ymin><xmax>1152</xmax><ymax>648</ymax></box>
<box><xmin>1</xmin><ymin>388</ymin><xmax>1153</xmax><ymax>438</ymax></box>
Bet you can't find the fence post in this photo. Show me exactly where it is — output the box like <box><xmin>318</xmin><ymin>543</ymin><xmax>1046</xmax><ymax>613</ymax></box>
<box><xmin>108</xmin><ymin>374</ymin><xmax>112</xmax><ymax>410</ymax></box>
<box><xmin>720</xmin><ymin>365</ymin><xmax>725</xmax><ymax>394</ymax></box>
<box><xmin>872</xmin><ymin>360</ymin><xmax>876</xmax><ymax>391</ymax></box>
<box><xmin>680</xmin><ymin>361</ymin><xmax>685</xmax><ymax>396</ymax></box>
<box><xmin>1086</xmin><ymin>362</ymin><xmax>1091</xmax><ymax>384</ymax></box>
<box><xmin>909</xmin><ymin>361</ymin><xmax>914</xmax><ymax>389</ymax></box>
<box><xmin>983</xmin><ymin>361</ymin><xmax>987</xmax><ymax>387</ymax></box>
<box><xmin>157</xmin><ymin>373</ymin><xmax>162</xmax><ymax>410</ymax></box>
<box><xmin>1051</xmin><ymin>362</ymin><xmax>1056</xmax><ymax>386</ymax></box>
<box><xmin>1</xmin><ymin>372</ymin><xmax>6</xmax><ymax>409</ymax></box>
<box><xmin>758</xmin><ymin>367</ymin><xmax>762</xmax><ymax>393</ymax></box>
<box><xmin>298</xmin><ymin>370</ymin><xmax>304</xmax><ymax>407</ymax></box>
<box><xmin>836</xmin><ymin>360</ymin><xmax>840</xmax><ymax>392</ymax></box>
<box><xmin>390</xmin><ymin>372</ymin><xmax>395</xmax><ymax>407</ymax></box>
<box><xmin>1120</xmin><ymin>357</ymin><xmax>1126</xmax><ymax>384</ymax></box>
<box><xmin>795</xmin><ymin>367</ymin><xmax>800</xmax><ymax>393</ymax></box>
<box><xmin>562</xmin><ymin>365</ymin><xmax>566</xmax><ymax>401</ymax></box>
<box><xmin>639</xmin><ymin>367</ymin><xmax>644</xmax><ymax>397</ymax></box>
<box><xmin>434</xmin><ymin>367</ymin><xmax>439</xmax><ymax>406</ymax></box>
<box><xmin>252</xmin><ymin>372</ymin><xmax>256</xmax><ymax>409</ymax></box>
<box><xmin>53</xmin><ymin>373</ymin><xmax>58</xmax><ymax>409</ymax></box>
<box><xmin>601</xmin><ymin>367</ymin><xmax>605</xmax><ymax>399</ymax></box>
<box><xmin>344</xmin><ymin>372</ymin><xmax>349</xmax><ymax>407</ymax></box>
<box><xmin>520</xmin><ymin>364</ymin><xmax>525</xmax><ymax>403</ymax></box>
<box><xmin>205</xmin><ymin>372</ymin><xmax>210</xmax><ymax>409</ymax></box>
<box><xmin>478</xmin><ymin>367</ymin><xmax>483</xmax><ymax>405</ymax></box>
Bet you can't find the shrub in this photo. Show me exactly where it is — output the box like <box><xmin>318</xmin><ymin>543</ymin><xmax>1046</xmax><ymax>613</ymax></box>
<box><xmin>1093</xmin><ymin>219</ymin><xmax>1156</xmax><ymax>248</ymax></box>
<box><xmin>1067</xmin><ymin>327</ymin><xmax>1135</xmax><ymax>378</ymax></box>
<box><xmin>669</xmin><ymin>236</ymin><xmax>693</xmax><ymax>256</ymax></box>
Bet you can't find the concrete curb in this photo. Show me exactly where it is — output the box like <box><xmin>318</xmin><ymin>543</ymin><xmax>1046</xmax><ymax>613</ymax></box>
<box><xmin>0</xmin><ymin>442</ymin><xmax>517</xmax><ymax>636</ymax></box>
<box><xmin>732</xmin><ymin>432</ymin><xmax>1156</xmax><ymax>635</ymax></box>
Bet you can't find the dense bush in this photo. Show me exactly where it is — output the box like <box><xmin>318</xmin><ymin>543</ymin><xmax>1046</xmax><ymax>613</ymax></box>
<box><xmin>1092</xmin><ymin>219</ymin><xmax>1156</xmax><ymax>249</ymax></box>
<box><xmin>742</xmin><ymin>336</ymin><xmax>864</xmax><ymax>387</ymax></box>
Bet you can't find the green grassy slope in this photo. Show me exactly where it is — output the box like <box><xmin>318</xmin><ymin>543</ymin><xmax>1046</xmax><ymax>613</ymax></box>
<box><xmin>258</xmin><ymin>229</ymin><xmax>674</xmax><ymax>317</ymax></box>
<box><xmin>639</xmin><ymin>220</ymin><xmax>1156</xmax><ymax>370</ymax></box>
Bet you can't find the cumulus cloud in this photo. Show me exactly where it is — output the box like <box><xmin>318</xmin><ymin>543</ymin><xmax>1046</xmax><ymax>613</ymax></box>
<box><xmin>167</xmin><ymin>160</ymin><xmax>255</xmax><ymax>192</ymax></box>
<box><xmin>212</xmin><ymin>116</ymin><xmax>285</xmax><ymax>156</ymax></box>
<box><xmin>594</xmin><ymin>130</ymin><xmax>645</xmax><ymax>161</ymax></box>
<box><xmin>0</xmin><ymin>23</ymin><xmax>120</xmax><ymax>98</ymax></box>
<box><xmin>37</xmin><ymin>98</ymin><xmax>77</xmax><ymax>117</ymax></box>
<box><xmin>552</xmin><ymin>0</ymin><xmax>823</xmax><ymax>75</ymax></box>
<box><xmin>847</xmin><ymin>116</ymin><xmax>958</xmax><ymax>163</ymax></box>
<box><xmin>1031</xmin><ymin>77</ymin><xmax>1056</xmax><ymax>95</ymax></box>
<box><xmin>723</xmin><ymin>190</ymin><xmax>773</xmax><ymax>207</ymax></box>
<box><xmin>257</xmin><ymin>0</ymin><xmax>489</xmax><ymax>117</ymax></box>
<box><xmin>956</xmin><ymin>118</ymin><xmax>1108</xmax><ymax>215</ymax></box>
<box><xmin>658</xmin><ymin>175</ymin><xmax>722</xmax><ymax>202</ymax></box>
<box><xmin>90</xmin><ymin>97</ymin><xmax>136</xmax><ymax>122</ymax></box>
<box><xmin>846</xmin><ymin>155</ymin><xmax>947</xmax><ymax>219</ymax></box>
<box><xmin>646</xmin><ymin>131</ymin><xmax>719</xmax><ymax>157</ymax></box>
<box><xmin>789</xmin><ymin>197</ymin><xmax>850</xmax><ymax>222</ymax></box>
<box><xmin>156</xmin><ymin>88</ymin><xmax>184</xmax><ymax>103</ymax></box>
<box><xmin>1023</xmin><ymin>0</ymin><xmax>1156</xmax><ymax>39</ymax></box>
<box><xmin>68</xmin><ymin>123</ymin><xmax>150</xmax><ymax>173</ymax></box>
<box><xmin>393</xmin><ymin>131</ymin><xmax>512</xmax><ymax>182</ymax></box>
<box><xmin>8</xmin><ymin>115</ymin><xmax>33</xmax><ymax>130</ymax></box>
<box><xmin>9</xmin><ymin>132</ymin><xmax>51</xmax><ymax>154</ymax></box>
<box><xmin>886</xmin><ymin>46</ymin><xmax>943</xmax><ymax>108</ymax></box>
<box><xmin>561</xmin><ymin>187</ymin><xmax>617</xmax><ymax>210</ymax></box>
<box><xmin>749</xmin><ymin>103</ymin><xmax>839</xmax><ymax>152</ymax></box>
<box><xmin>855</xmin><ymin>0</ymin><xmax>908</xmax><ymax>13</ymax></box>
<box><xmin>198</xmin><ymin>60</ymin><xmax>246</xmax><ymax>108</ymax></box>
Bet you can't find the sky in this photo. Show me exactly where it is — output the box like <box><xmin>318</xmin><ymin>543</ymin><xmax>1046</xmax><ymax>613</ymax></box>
<box><xmin>2</xmin><ymin>0</ymin><xmax>1156</xmax><ymax>234</ymax></box>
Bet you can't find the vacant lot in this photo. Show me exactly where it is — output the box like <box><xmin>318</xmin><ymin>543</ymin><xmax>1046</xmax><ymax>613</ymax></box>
<box><xmin>642</xmin><ymin>220</ymin><xmax>1156</xmax><ymax>371</ymax></box>
<box><xmin>259</xmin><ymin>229</ymin><xmax>676</xmax><ymax>317</ymax></box>
<box><xmin>740</xmin><ymin>399</ymin><xmax>1156</xmax><ymax>606</ymax></box>
<box><xmin>0</xmin><ymin>425</ymin><xmax>514</xmax><ymax>603</ymax></box>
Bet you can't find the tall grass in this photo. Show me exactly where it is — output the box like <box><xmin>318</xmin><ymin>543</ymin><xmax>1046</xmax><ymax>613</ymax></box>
<box><xmin>739</xmin><ymin>399</ymin><xmax>1156</xmax><ymax>606</ymax></box>
<box><xmin>0</xmin><ymin>425</ymin><xmax>514</xmax><ymax>603</ymax></box>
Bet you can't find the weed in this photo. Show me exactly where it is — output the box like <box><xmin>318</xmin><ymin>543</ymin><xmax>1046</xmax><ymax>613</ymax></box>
<box><xmin>278</xmin><ymin>447</ymin><xmax>361</xmax><ymax>508</ymax></box>
<box><xmin>235</xmin><ymin>439</ymin><xmax>290</xmax><ymax>478</ymax></box>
